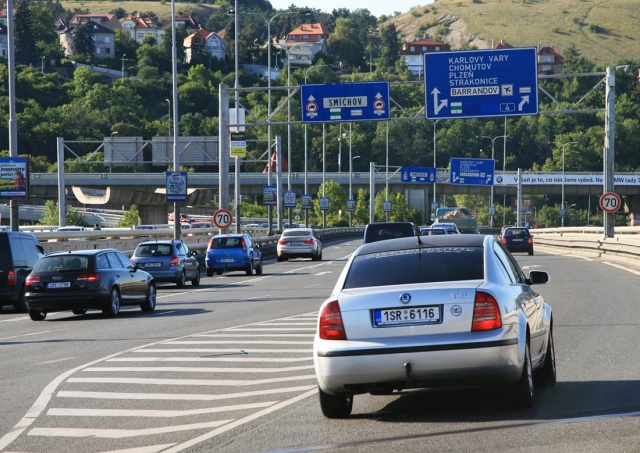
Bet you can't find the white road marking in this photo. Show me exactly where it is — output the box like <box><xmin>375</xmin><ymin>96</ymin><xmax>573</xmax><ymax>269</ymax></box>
<box><xmin>100</xmin><ymin>444</ymin><xmax>177</xmax><ymax>453</ymax></box>
<box><xmin>135</xmin><ymin>348</ymin><xmax>312</xmax><ymax>353</ymax></box>
<box><xmin>194</xmin><ymin>333</ymin><xmax>313</xmax><ymax>337</ymax></box>
<box><xmin>83</xmin><ymin>365</ymin><xmax>314</xmax><ymax>373</ymax></box>
<box><xmin>165</xmin><ymin>340</ymin><xmax>312</xmax><ymax>345</ymax></box>
<box><xmin>38</xmin><ymin>357</ymin><xmax>80</xmax><ymax>365</ymax></box>
<box><xmin>315</xmin><ymin>271</ymin><xmax>332</xmax><ymax>276</ymax></box>
<box><xmin>0</xmin><ymin>316</ymin><xmax>30</xmax><ymax>323</ymax></box>
<box><xmin>152</xmin><ymin>310</ymin><xmax>182</xmax><ymax>316</ymax></box>
<box><xmin>28</xmin><ymin>420</ymin><xmax>232</xmax><ymax>439</ymax></box>
<box><xmin>57</xmin><ymin>385</ymin><xmax>318</xmax><ymax>401</ymax></box>
<box><xmin>47</xmin><ymin>401</ymin><xmax>276</xmax><ymax>417</ymax></box>
<box><xmin>0</xmin><ymin>330</ymin><xmax>52</xmax><ymax>340</ymax></box>
<box><xmin>225</xmin><ymin>327</ymin><xmax>316</xmax><ymax>331</ymax></box>
<box><xmin>108</xmin><ymin>357</ymin><xmax>312</xmax><ymax>363</ymax></box>
<box><xmin>68</xmin><ymin>375</ymin><xmax>317</xmax><ymax>386</ymax></box>
<box><xmin>602</xmin><ymin>261</ymin><xmax>640</xmax><ymax>276</ymax></box>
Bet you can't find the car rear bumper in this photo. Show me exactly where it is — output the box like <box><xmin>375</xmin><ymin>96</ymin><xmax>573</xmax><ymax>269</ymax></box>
<box><xmin>314</xmin><ymin>338</ymin><xmax>522</xmax><ymax>394</ymax></box>
<box><xmin>142</xmin><ymin>269</ymin><xmax>183</xmax><ymax>282</ymax></box>
<box><xmin>26</xmin><ymin>291</ymin><xmax>109</xmax><ymax>312</ymax></box>
<box><xmin>506</xmin><ymin>244</ymin><xmax>533</xmax><ymax>253</ymax></box>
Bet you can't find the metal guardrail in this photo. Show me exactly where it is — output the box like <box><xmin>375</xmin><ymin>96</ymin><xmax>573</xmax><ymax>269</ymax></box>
<box><xmin>532</xmin><ymin>227</ymin><xmax>640</xmax><ymax>260</ymax></box>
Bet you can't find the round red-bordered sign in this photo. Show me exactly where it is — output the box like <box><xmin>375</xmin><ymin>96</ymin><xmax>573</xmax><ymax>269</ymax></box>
<box><xmin>599</xmin><ymin>192</ymin><xmax>621</xmax><ymax>213</ymax></box>
<box><xmin>306</xmin><ymin>101</ymin><xmax>318</xmax><ymax>113</ymax></box>
<box><xmin>373</xmin><ymin>99</ymin><xmax>385</xmax><ymax>110</ymax></box>
<box><xmin>213</xmin><ymin>209</ymin><xmax>233</xmax><ymax>229</ymax></box>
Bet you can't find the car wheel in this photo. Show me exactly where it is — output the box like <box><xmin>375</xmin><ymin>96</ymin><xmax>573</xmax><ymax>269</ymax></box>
<box><xmin>176</xmin><ymin>270</ymin><xmax>186</xmax><ymax>288</ymax></box>
<box><xmin>508</xmin><ymin>341</ymin><xmax>534</xmax><ymax>408</ymax></box>
<box><xmin>216</xmin><ymin>270</ymin><xmax>223</xmax><ymax>275</ymax></box>
<box><xmin>72</xmin><ymin>308</ymin><xmax>87</xmax><ymax>315</ymax></box>
<box><xmin>534</xmin><ymin>327</ymin><xmax>557</xmax><ymax>387</ymax></box>
<box><xmin>206</xmin><ymin>268</ymin><xmax>213</xmax><ymax>277</ymax></box>
<box><xmin>192</xmin><ymin>268</ymin><xmax>200</xmax><ymax>286</ymax></box>
<box><xmin>140</xmin><ymin>285</ymin><xmax>156</xmax><ymax>312</ymax></box>
<box><xmin>529</xmin><ymin>249</ymin><xmax>534</xmax><ymax>256</ymax></box>
<box><xmin>14</xmin><ymin>286</ymin><xmax>27</xmax><ymax>313</ymax></box>
<box><xmin>319</xmin><ymin>388</ymin><xmax>353</xmax><ymax>419</ymax></box>
<box><xmin>318</xmin><ymin>250</ymin><xmax>323</xmax><ymax>260</ymax></box>
<box><xmin>256</xmin><ymin>260</ymin><xmax>263</xmax><ymax>275</ymax></box>
<box><xmin>29</xmin><ymin>309</ymin><xmax>46</xmax><ymax>321</ymax></box>
<box><xmin>246</xmin><ymin>261</ymin><xmax>254</xmax><ymax>276</ymax></box>
<box><xmin>102</xmin><ymin>288</ymin><xmax>121</xmax><ymax>317</ymax></box>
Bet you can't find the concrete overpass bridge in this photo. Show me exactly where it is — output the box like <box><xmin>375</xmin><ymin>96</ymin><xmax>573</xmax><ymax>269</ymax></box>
<box><xmin>25</xmin><ymin>171</ymin><xmax>640</xmax><ymax>224</ymax></box>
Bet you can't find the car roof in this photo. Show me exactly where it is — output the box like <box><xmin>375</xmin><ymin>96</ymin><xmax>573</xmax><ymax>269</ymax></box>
<box><xmin>138</xmin><ymin>239</ymin><xmax>181</xmax><ymax>245</ymax></box>
<box><xmin>359</xmin><ymin>234</ymin><xmax>487</xmax><ymax>254</ymax></box>
<box><xmin>44</xmin><ymin>249</ymin><xmax>119</xmax><ymax>257</ymax></box>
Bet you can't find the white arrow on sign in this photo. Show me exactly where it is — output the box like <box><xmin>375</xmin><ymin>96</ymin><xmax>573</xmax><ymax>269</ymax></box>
<box><xmin>452</xmin><ymin>172</ymin><xmax>460</xmax><ymax>183</ymax></box>
<box><xmin>518</xmin><ymin>95</ymin><xmax>529</xmax><ymax>111</ymax></box>
<box><xmin>431</xmin><ymin>88</ymin><xmax>448</xmax><ymax>115</ymax></box>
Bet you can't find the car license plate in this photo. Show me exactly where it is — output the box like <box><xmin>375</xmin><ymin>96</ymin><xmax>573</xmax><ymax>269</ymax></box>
<box><xmin>220</xmin><ymin>258</ymin><xmax>234</xmax><ymax>263</ymax></box>
<box><xmin>374</xmin><ymin>305</ymin><xmax>441</xmax><ymax>327</ymax></box>
<box><xmin>512</xmin><ymin>238</ymin><xmax>523</xmax><ymax>242</ymax></box>
<box><xmin>46</xmin><ymin>282</ymin><xmax>71</xmax><ymax>289</ymax></box>
<box><xmin>145</xmin><ymin>263</ymin><xmax>162</xmax><ymax>268</ymax></box>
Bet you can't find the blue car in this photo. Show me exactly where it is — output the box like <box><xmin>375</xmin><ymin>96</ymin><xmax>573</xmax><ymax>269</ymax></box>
<box><xmin>205</xmin><ymin>234</ymin><xmax>263</xmax><ymax>276</ymax></box>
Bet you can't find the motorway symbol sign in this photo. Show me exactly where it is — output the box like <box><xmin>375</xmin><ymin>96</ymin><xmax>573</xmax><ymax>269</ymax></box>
<box><xmin>213</xmin><ymin>209</ymin><xmax>233</xmax><ymax>229</ymax></box>
<box><xmin>301</xmin><ymin>82</ymin><xmax>390</xmax><ymax>123</ymax></box>
<box><xmin>401</xmin><ymin>166</ymin><xmax>437</xmax><ymax>183</ymax></box>
<box><xmin>424</xmin><ymin>47</ymin><xmax>538</xmax><ymax>120</ymax></box>
<box><xmin>599</xmin><ymin>192</ymin><xmax>621</xmax><ymax>213</ymax></box>
<box><xmin>450</xmin><ymin>158</ymin><xmax>495</xmax><ymax>186</ymax></box>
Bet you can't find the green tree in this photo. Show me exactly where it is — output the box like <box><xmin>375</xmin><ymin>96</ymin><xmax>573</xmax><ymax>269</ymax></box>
<box><xmin>72</xmin><ymin>22</ymin><xmax>96</xmax><ymax>59</ymax></box>
<box><xmin>14</xmin><ymin>0</ymin><xmax>37</xmax><ymax>65</ymax></box>
<box><xmin>313</xmin><ymin>180</ymin><xmax>347</xmax><ymax>226</ymax></box>
<box><xmin>118</xmin><ymin>205</ymin><xmax>140</xmax><ymax>228</ymax></box>
<box><xmin>39</xmin><ymin>200</ymin><xmax>87</xmax><ymax>227</ymax></box>
<box><xmin>377</xmin><ymin>23</ymin><xmax>401</xmax><ymax>73</ymax></box>
<box><xmin>327</xmin><ymin>18</ymin><xmax>364</xmax><ymax>70</ymax></box>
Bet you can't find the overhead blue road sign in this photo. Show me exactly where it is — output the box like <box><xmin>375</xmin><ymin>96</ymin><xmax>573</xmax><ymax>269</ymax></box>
<box><xmin>450</xmin><ymin>158</ymin><xmax>495</xmax><ymax>186</ymax></box>
<box><xmin>301</xmin><ymin>82</ymin><xmax>390</xmax><ymax>123</ymax></box>
<box><xmin>424</xmin><ymin>47</ymin><xmax>538</xmax><ymax>120</ymax></box>
<box><xmin>401</xmin><ymin>166</ymin><xmax>437</xmax><ymax>183</ymax></box>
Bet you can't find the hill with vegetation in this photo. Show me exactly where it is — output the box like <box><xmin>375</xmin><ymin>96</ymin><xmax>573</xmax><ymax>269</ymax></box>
<box><xmin>388</xmin><ymin>0</ymin><xmax>639</xmax><ymax>67</ymax></box>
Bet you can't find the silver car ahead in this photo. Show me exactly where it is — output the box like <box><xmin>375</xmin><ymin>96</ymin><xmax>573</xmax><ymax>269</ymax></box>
<box><xmin>313</xmin><ymin>234</ymin><xmax>555</xmax><ymax>418</ymax></box>
<box><xmin>277</xmin><ymin>228</ymin><xmax>322</xmax><ymax>261</ymax></box>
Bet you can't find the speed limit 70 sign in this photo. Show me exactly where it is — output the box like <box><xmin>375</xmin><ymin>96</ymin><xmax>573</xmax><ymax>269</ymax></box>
<box><xmin>599</xmin><ymin>192</ymin><xmax>621</xmax><ymax>213</ymax></box>
<box><xmin>213</xmin><ymin>209</ymin><xmax>233</xmax><ymax>229</ymax></box>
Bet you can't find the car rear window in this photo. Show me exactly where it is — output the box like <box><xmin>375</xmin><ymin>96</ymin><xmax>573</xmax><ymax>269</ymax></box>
<box><xmin>343</xmin><ymin>247</ymin><xmax>484</xmax><ymax>289</ymax></box>
<box><xmin>136</xmin><ymin>244</ymin><xmax>173</xmax><ymax>257</ymax></box>
<box><xmin>282</xmin><ymin>231</ymin><xmax>311</xmax><ymax>238</ymax></box>
<box><xmin>504</xmin><ymin>228</ymin><xmax>529</xmax><ymax>236</ymax></box>
<box><xmin>365</xmin><ymin>225</ymin><xmax>415</xmax><ymax>243</ymax></box>
<box><xmin>212</xmin><ymin>237</ymin><xmax>243</xmax><ymax>249</ymax></box>
<box><xmin>35</xmin><ymin>255</ymin><xmax>89</xmax><ymax>272</ymax></box>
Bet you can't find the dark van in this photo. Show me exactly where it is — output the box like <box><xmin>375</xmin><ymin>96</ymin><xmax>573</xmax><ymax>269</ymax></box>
<box><xmin>0</xmin><ymin>232</ymin><xmax>45</xmax><ymax>312</ymax></box>
<box><xmin>363</xmin><ymin>222</ymin><xmax>420</xmax><ymax>244</ymax></box>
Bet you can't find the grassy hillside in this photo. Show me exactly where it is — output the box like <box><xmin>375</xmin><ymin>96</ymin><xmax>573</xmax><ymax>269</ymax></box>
<box><xmin>389</xmin><ymin>0</ymin><xmax>639</xmax><ymax>67</ymax></box>
<box><xmin>59</xmin><ymin>1</ymin><xmax>221</xmax><ymax>24</ymax></box>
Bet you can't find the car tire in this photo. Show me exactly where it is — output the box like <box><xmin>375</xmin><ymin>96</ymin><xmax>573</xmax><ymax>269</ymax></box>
<box><xmin>246</xmin><ymin>261</ymin><xmax>254</xmax><ymax>276</ymax></box>
<box><xmin>216</xmin><ymin>270</ymin><xmax>223</xmax><ymax>275</ymax></box>
<box><xmin>206</xmin><ymin>268</ymin><xmax>213</xmax><ymax>277</ymax></box>
<box><xmin>29</xmin><ymin>309</ymin><xmax>46</xmax><ymax>321</ymax></box>
<box><xmin>14</xmin><ymin>286</ymin><xmax>28</xmax><ymax>313</ymax></box>
<box><xmin>277</xmin><ymin>255</ymin><xmax>285</xmax><ymax>262</ymax></box>
<box><xmin>140</xmin><ymin>285</ymin><xmax>157</xmax><ymax>312</ymax></box>
<box><xmin>529</xmin><ymin>250</ymin><xmax>534</xmax><ymax>256</ymax></box>
<box><xmin>319</xmin><ymin>388</ymin><xmax>353</xmax><ymax>419</ymax></box>
<box><xmin>192</xmin><ymin>268</ymin><xmax>200</xmax><ymax>286</ymax></box>
<box><xmin>176</xmin><ymin>270</ymin><xmax>186</xmax><ymax>288</ymax></box>
<box><xmin>72</xmin><ymin>308</ymin><xmax>87</xmax><ymax>315</ymax></box>
<box><xmin>256</xmin><ymin>261</ymin><xmax>263</xmax><ymax>275</ymax></box>
<box><xmin>534</xmin><ymin>327</ymin><xmax>557</xmax><ymax>387</ymax></box>
<box><xmin>508</xmin><ymin>341</ymin><xmax>534</xmax><ymax>408</ymax></box>
<box><xmin>102</xmin><ymin>288</ymin><xmax>121</xmax><ymax>317</ymax></box>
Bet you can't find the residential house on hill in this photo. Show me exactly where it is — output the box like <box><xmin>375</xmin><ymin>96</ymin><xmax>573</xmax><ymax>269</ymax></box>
<box><xmin>69</xmin><ymin>12</ymin><xmax>121</xmax><ymax>31</ymax></box>
<box><xmin>492</xmin><ymin>39</ymin><xmax>513</xmax><ymax>50</ymax></box>
<box><xmin>493</xmin><ymin>39</ymin><xmax>564</xmax><ymax>74</ymax></box>
<box><xmin>57</xmin><ymin>19</ymin><xmax>116</xmax><ymax>59</ymax></box>
<box><xmin>183</xmin><ymin>28</ymin><xmax>225</xmax><ymax>64</ymax></box>
<box><xmin>399</xmin><ymin>36</ymin><xmax>450</xmax><ymax>77</ymax></box>
<box><xmin>120</xmin><ymin>15</ymin><xmax>161</xmax><ymax>44</ymax></box>
<box><xmin>277</xmin><ymin>23</ymin><xmax>329</xmax><ymax>66</ymax></box>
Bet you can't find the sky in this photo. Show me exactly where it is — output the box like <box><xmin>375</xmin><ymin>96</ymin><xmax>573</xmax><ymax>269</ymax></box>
<box><xmin>267</xmin><ymin>0</ymin><xmax>434</xmax><ymax>19</ymax></box>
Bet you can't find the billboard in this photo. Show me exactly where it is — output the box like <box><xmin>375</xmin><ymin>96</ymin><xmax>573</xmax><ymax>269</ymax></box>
<box><xmin>0</xmin><ymin>157</ymin><xmax>28</xmax><ymax>199</ymax></box>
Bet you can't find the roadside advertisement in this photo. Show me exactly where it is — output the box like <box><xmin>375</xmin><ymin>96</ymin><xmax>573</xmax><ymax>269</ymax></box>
<box><xmin>284</xmin><ymin>190</ymin><xmax>296</xmax><ymax>208</ymax></box>
<box><xmin>511</xmin><ymin>198</ymin><xmax>535</xmax><ymax>215</ymax></box>
<box><xmin>165</xmin><ymin>171</ymin><xmax>187</xmax><ymax>202</ymax></box>
<box><xmin>346</xmin><ymin>199</ymin><xmax>356</xmax><ymax>212</ymax></box>
<box><xmin>263</xmin><ymin>185</ymin><xmax>277</xmax><ymax>206</ymax></box>
<box><xmin>0</xmin><ymin>157</ymin><xmax>28</xmax><ymax>199</ymax></box>
<box><xmin>301</xmin><ymin>194</ymin><xmax>313</xmax><ymax>210</ymax></box>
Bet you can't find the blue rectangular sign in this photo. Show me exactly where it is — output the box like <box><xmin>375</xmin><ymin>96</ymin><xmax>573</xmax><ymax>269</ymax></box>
<box><xmin>301</xmin><ymin>82</ymin><xmax>390</xmax><ymax>123</ymax></box>
<box><xmin>450</xmin><ymin>158</ymin><xmax>495</xmax><ymax>186</ymax></box>
<box><xmin>401</xmin><ymin>166</ymin><xmax>437</xmax><ymax>183</ymax></box>
<box><xmin>424</xmin><ymin>47</ymin><xmax>538</xmax><ymax>119</ymax></box>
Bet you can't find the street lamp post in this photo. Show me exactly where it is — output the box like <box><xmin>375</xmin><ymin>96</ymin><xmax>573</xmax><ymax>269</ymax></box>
<box><xmin>430</xmin><ymin>119</ymin><xmax>439</xmax><ymax>208</ymax></box>
<box><xmin>478</xmin><ymin>134</ymin><xmax>508</xmax><ymax>228</ymax></box>
<box><xmin>363</xmin><ymin>51</ymin><xmax>373</xmax><ymax>79</ymax></box>
<box><xmin>349</xmin><ymin>145</ymin><xmax>360</xmax><ymax>228</ymax></box>
<box><xmin>552</xmin><ymin>140</ymin><xmax>578</xmax><ymax>227</ymax></box>
<box><xmin>165</xmin><ymin>99</ymin><xmax>171</xmax><ymax>135</ymax></box>
<box><xmin>41</xmin><ymin>55</ymin><xmax>45</xmax><ymax>73</ymax></box>
<box><xmin>229</xmin><ymin>8</ymin><xmax>309</xmax><ymax>234</ymax></box>
<box><xmin>121</xmin><ymin>54</ymin><xmax>126</xmax><ymax>78</ymax></box>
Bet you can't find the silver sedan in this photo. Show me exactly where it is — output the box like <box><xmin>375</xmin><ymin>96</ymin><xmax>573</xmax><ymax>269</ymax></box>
<box><xmin>313</xmin><ymin>234</ymin><xmax>555</xmax><ymax>418</ymax></box>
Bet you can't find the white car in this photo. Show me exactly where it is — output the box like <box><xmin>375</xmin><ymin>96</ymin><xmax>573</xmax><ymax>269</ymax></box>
<box><xmin>277</xmin><ymin>228</ymin><xmax>322</xmax><ymax>261</ymax></box>
<box><xmin>313</xmin><ymin>234</ymin><xmax>555</xmax><ymax>418</ymax></box>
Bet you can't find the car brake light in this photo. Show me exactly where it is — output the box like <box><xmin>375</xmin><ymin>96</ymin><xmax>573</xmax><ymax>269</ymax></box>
<box><xmin>527</xmin><ymin>237</ymin><xmax>533</xmax><ymax>244</ymax></box>
<box><xmin>318</xmin><ymin>300</ymin><xmax>347</xmax><ymax>340</ymax></box>
<box><xmin>169</xmin><ymin>257</ymin><xmax>180</xmax><ymax>267</ymax></box>
<box><xmin>303</xmin><ymin>238</ymin><xmax>315</xmax><ymax>245</ymax></box>
<box><xmin>26</xmin><ymin>274</ymin><xmax>39</xmax><ymax>285</ymax></box>
<box><xmin>77</xmin><ymin>273</ymin><xmax>100</xmax><ymax>282</ymax></box>
<box><xmin>8</xmin><ymin>270</ymin><xmax>16</xmax><ymax>286</ymax></box>
<box><xmin>278</xmin><ymin>239</ymin><xmax>289</xmax><ymax>245</ymax></box>
<box><xmin>472</xmin><ymin>291</ymin><xmax>503</xmax><ymax>331</ymax></box>
<box><xmin>501</xmin><ymin>237</ymin><xmax>507</xmax><ymax>245</ymax></box>
<box><xmin>241</xmin><ymin>239</ymin><xmax>247</xmax><ymax>252</ymax></box>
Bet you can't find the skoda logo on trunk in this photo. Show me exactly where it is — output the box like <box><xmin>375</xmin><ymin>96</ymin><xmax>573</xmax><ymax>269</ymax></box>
<box><xmin>399</xmin><ymin>293</ymin><xmax>412</xmax><ymax>304</ymax></box>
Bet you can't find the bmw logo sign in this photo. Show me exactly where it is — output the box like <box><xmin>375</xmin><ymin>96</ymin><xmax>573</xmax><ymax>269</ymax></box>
<box><xmin>496</xmin><ymin>176</ymin><xmax>503</xmax><ymax>184</ymax></box>
<box><xmin>399</xmin><ymin>293</ymin><xmax>412</xmax><ymax>304</ymax></box>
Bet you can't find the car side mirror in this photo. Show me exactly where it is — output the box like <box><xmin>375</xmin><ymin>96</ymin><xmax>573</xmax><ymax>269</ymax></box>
<box><xmin>527</xmin><ymin>270</ymin><xmax>549</xmax><ymax>285</ymax></box>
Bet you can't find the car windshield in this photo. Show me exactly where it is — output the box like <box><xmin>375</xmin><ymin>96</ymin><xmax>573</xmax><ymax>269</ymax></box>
<box><xmin>136</xmin><ymin>244</ymin><xmax>173</xmax><ymax>257</ymax></box>
<box><xmin>344</xmin><ymin>246</ymin><xmax>484</xmax><ymax>289</ymax></box>
<box><xmin>35</xmin><ymin>255</ymin><xmax>89</xmax><ymax>272</ymax></box>
<box><xmin>212</xmin><ymin>237</ymin><xmax>243</xmax><ymax>249</ymax></box>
